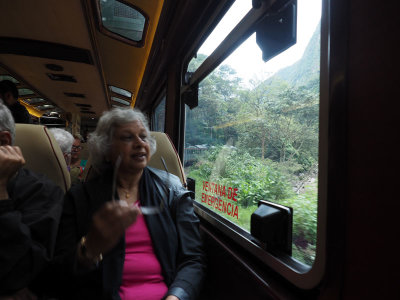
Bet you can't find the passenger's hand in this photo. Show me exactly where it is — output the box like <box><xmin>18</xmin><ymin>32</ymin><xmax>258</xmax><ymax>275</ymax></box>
<box><xmin>84</xmin><ymin>201</ymin><xmax>140</xmax><ymax>257</ymax></box>
<box><xmin>0</xmin><ymin>146</ymin><xmax>25</xmax><ymax>198</ymax></box>
<box><xmin>165</xmin><ymin>296</ymin><xmax>180</xmax><ymax>300</ymax></box>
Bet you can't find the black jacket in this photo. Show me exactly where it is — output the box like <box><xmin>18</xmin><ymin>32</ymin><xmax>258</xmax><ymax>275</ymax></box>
<box><xmin>0</xmin><ymin>168</ymin><xmax>64</xmax><ymax>295</ymax></box>
<box><xmin>51</xmin><ymin>166</ymin><xmax>205</xmax><ymax>300</ymax></box>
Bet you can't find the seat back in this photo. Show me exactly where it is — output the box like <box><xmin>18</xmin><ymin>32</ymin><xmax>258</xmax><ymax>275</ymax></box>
<box><xmin>14</xmin><ymin>124</ymin><xmax>71</xmax><ymax>192</ymax></box>
<box><xmin>83</xmin><ymin>131</ymin><xmax>186</xmax><ymax>185</ymax></box>
<box><xmin>148</xmin><ymin>132</ymin><xmax>186</xmax><ymax>185</ymax></box>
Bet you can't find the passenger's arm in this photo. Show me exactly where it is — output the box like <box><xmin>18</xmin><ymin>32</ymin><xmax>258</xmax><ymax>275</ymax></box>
<box><xmin>0</xmin><ymin>145</ymin><xmax>25</xmax><ymax>199</ymax></box>
<box><xmin>44</xmin><ymin>190</ymin><xmax>140</xmax><ymax>297</ymax></box>
<box><xmin>167</xmin><ymin>192</ymin><xmax>206</xmax><ymax>300</ymax></box>
<box><xmin>54</xmin><ymin>192</ymin><xmax>140</xmax><ymax>270</ymax></box>
<box><xmin>0</xmin><ymin>148</ymin><xmax>64</xmax><ymax>294</ymax></box>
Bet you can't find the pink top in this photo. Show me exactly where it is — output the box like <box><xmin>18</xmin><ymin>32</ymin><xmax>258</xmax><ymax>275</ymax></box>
<box><xmin>119</xmin><ymin>201</ymin><xmax>168</xmax><ymax>300</ymax></box>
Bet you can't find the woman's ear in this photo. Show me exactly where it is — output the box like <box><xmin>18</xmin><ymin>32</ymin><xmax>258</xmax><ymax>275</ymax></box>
<box><xmin>0</xmin><ymin>131</ymin><xmax>12</xmax><ymax>146</ymax></box>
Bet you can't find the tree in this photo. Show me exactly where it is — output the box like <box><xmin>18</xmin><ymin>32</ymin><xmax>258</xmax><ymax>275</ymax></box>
<box><xmin>185</xmin><ymin>55</ymin><xmax>242</xmax><ymax>147</ymax></box>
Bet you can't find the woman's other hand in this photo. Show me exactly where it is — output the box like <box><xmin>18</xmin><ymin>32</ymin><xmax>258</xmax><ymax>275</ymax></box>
<box><xmin>84</xmin><ymin>201</ymin><xmax>140</xmax><ymax>257</ymax></box>
<box><xmin>165</xmin><ymin>296</ymin><xmax>180</xmax><ymax>300</ymax></box>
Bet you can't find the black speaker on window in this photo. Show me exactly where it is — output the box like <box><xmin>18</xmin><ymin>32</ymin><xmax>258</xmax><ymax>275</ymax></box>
<box><xmin>251</xmin><ymin>200</ymin><xmax>293</xmax><ymax>255</ymax></box>
<box><xmin>255</xmin><ymin>0</ymin><xmax>297</xmax><ymax>62</ymax></box>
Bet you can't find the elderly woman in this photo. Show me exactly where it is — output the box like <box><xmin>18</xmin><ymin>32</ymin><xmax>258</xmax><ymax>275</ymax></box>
<box><xmin>49</xmin><ymin>128</ymin><xmax>74</xmax><ymax>168</ymax></box>
<box><xmin>51</xmin><ymin>108</ymin><xmax>205</xmax><ymax>300</ymax></box>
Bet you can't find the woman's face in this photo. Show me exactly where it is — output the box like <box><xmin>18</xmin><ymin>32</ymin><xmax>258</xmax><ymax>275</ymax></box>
<box><xmin>71</xmin><ymin>138</ymin><xmax>81</xmax><ymax>161</ymax></box>
<box><xmin>110</xmin><ymin>121</ymin><xmax>151</xmax><ymax>174</ymax></box>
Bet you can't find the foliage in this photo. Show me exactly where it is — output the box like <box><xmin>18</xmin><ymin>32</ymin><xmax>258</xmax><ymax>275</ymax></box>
<box><xmin>192</xmin><ymin>147</ymin><xmax>292</xmax><ymax>207</ymax></box>
<box><xmin>280</xmin><ymin>182</ymin><xmax>318</xmax><ymax>245</ymax></box>
<box><xmin>188</xmin><ymin>153</ymin><xmax>318</xmax><ymax>265</ymax></box>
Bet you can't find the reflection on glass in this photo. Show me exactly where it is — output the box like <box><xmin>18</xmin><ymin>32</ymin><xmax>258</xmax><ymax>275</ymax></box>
<box><xmin>100</xmin><ymin>0</ymin><xmax>146</xmax><ymax>42</ymax></box>
<box><xmin>184</xmin><ymin>0</ymin><xmax>321</xmax><ymax>265</ymax></box>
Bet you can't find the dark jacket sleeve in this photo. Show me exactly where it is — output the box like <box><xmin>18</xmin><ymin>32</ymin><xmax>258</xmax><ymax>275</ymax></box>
<box><xmin>0</xmin><ymin>169</ymin><xmax>64</xmax><ymax>295</ymax></box>
<box><xmin>167</xmin><ymin>187</ymin><xmax>206</xmax><ymax>300</ymax></box>
<box><xmin>9</xmin><ymin>102</ymin><xmax>32</xmax><ymax>124</ymax></box>
<box><xmin>42</xmin><ymin>179</ymin><xmax>108</xmax><ymax>300</ymax></box>
<box><xmin>51</xmin><ymin>186</ymin><xmax>82</xmax><ymax>271</ymax></box>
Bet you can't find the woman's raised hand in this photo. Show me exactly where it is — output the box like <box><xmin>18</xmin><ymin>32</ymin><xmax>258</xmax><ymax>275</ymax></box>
<box><xmin>84</xmin><ymin>201</ymin><xmax>140</xmax><ymax>258</ymax></box>
<box><xmin>0</xmin><ymin>146</ymin><xmax>25</xmax><ymax>185</ymax></box>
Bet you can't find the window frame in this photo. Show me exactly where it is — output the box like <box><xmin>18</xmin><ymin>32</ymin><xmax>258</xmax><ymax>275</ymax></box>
<box><xmin>180</xmin><ymin>0</ymin><xmax>329</xmax><ymax>289</ymax></box>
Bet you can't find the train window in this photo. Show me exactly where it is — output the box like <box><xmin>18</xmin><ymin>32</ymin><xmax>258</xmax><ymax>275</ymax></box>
<box><xmin>184</xmin><ymin>0</ymin><xmax>321</xmax><ymax>267</ymax></box>
<box><xmin>22</xmin><ymin>98</ymin><xmax>46</xmax><ymax>105</ymax></box>
<box><xmin>97</xmin><ymin>0</ymin><xmax>147</xmax><ymax>44</ymax></box>
<box><xmin>18</xmin><ymin>88</ymin><xmax>35</xmax><ymax>96</ymax></box>
<box><xmin>36</xmin><ymin>104</ymin><xmax>55</xmax><ymax>111</ymax></box>
<box><xmin>111</xmin><ymin>96</ymin><xmax>130</xmax><ymax>106</ymax></box>
<box><xmin>0</xmin><ymin>75</ymin><xmax>19</xmax><ymax>84</ymax></box>
<box><xmin>109</xmin><ymin>85</ymin><xmax>132</xmax><ymax>98</ymax></box>
<box><xmin>152</xmin><ymin>95</ymin><xmax>165</xmax><ymax>132</ymax></box>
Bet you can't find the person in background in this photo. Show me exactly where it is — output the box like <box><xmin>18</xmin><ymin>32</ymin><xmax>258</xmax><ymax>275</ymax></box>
<box><xmin>70</xmin><ymin>134</ymin><xmax>84</xmax><ymax>184</ymax></box>
<box><xmin>0</xmin><ymin>103</ymin><xmax>64</xmax><ymax>298</ymax></box>
<box><xmin>0</xmin><ymin>80</ymin><xmax>31</xmax><ymax>124</ymax></box>
<box><xmin>49</xmin><ymin>128</ymin><xmax>74</xmax><ymax>169</ymax></box>
<box><xmin>48</xmin><ymin>107</ymin><xmax>205</xmax><ymax>300</ymax></box>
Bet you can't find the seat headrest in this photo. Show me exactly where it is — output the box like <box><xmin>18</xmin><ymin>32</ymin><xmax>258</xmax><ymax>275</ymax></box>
<box><xmin>14</xmin><ymin>124</ymin><xmax>71</xmax><ymax>192</ymax></box>
<box><xmin>148</xmin><ymin>132</ymin><xmax>186</xmax><ymax>185</ymax></box>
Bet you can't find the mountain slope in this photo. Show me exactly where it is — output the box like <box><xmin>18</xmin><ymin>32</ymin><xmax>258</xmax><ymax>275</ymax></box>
<box><xmin>273</xmin><ymin>21</ymin><xmax>321</xmax><ymax>88</ymax></box>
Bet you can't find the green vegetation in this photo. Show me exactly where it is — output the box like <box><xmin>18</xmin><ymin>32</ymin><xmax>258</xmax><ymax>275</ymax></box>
<box><xmin>188</xmin><ymin>148</ymin><xmax>317</xmax><ymax>264</ymax></box>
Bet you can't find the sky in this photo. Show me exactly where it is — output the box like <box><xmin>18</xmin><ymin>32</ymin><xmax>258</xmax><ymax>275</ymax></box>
<box><xmin>196</xmin><ymin>0</ymin><xmax>322</xmax><ymax>85</ymax></box>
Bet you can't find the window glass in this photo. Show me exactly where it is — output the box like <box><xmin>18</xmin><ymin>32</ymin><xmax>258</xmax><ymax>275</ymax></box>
<box><xmin>0</xmin><ymin>75</ymin><xmax>19</xmax><ymax>84</ymax></box>
<box><xmin>22</xmin><ymin>98</ymin><xmax>46</xmax><ymax>105</ymax></box>
<box><xmin>36</xmin><ymin>104</ymin><xmax>55</xmax><ymax>110</ymax></box>
<box><xmin>99</xmin><ymin>0</ymin><xmax>146</xmax><ymax>42</ymax></box>
<box><xmin>111</xmin><ymin>96</ymin><xmax>130</xmax><ymax>106</ymax></box>
<box><xmin>152</xmin><ymin>96</ymin><xmax>165</xmax><ymax>132</ymax></box>
<box><xmin>184</xmin><ymin>0</ymin><xmax>321</xmax><ymax>265</ymax></box>
<box><xmin>18</xmin><ymin>88</ymin><xmax>35</xmax><ymax>96</ymax></box>
<box><xmin>188</xmin><ymin>0</ymin><xmax>251</xmax><ymax>73</ymax></box>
